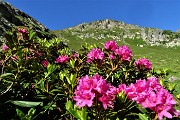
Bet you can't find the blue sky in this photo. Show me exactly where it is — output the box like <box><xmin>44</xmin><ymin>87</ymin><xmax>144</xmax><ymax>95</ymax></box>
<box><xmin>5</xmin><ymin>0</ymin><xmax>180</xmax><ymax>32</ymax></box>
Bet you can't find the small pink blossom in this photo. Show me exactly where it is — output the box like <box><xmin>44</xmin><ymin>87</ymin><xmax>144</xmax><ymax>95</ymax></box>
<box><xmin>42</xmin><ymin>60</ymin><xmax>49</xmax><ymax>67</ymax></box>
<box><xmin>87</xmin><ymin>48</ymin><xmax>104</xmax><ymax>63</ymax></box>
<box><xmin>104</xmin><ymin>40</ymin><xmax>118</xmax><ymax>51</ymax></box>
<box><xmin>109</xmin><ymin>52</ymin><xmax>115</xmax><ymax>60</ymax></box>
<box><xmin>2</xmin><ymin>45</ymin><xmax>9</xmax><ymax>51</ymax></box>
<box><xmin>0</xmin><ymin>60</ymin><xmax>4</xmax><ymax>65</ymax></box>
<box><xmin>117</xmin><ymin>84</ymin><xmax>127</xmax><ymax>93</ymax></box>
<box><xmin>72</xmin><ymin>53</ymin><xmax>78</xmax><ymax>58</ymax></box>
<box><xmin>18</xmin><ymin>28</ymin><xmax>29</xmax><ymax>34</ymax></box>
<box><xmin>134</xmin><ymin>58</ymin><xmax>152</xmax><ymax>71</ymax></box>
<box><xmin>55</xmin><ymin>55</ymin><xmax>69</xmax><ymax>63</ymax></box>
<box><xmin>115</xmin><ymin>45</ymin><xmax>132</xmax><ymax>62</ymax></box>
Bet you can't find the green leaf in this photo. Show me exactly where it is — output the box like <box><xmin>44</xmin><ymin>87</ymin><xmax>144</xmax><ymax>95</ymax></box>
<box><xmin>0</xmin><ymin>73</ymin><xmax>14</xmax><ymax>78</ymax></box>
<box><xmin>66</xmin><ymin>100</ymin><xmax>81</xmax><ymax>119</ymax></box>
<box><xmin>138</xmin><ymin>104</ymin><xmax>148</xmax><ymax>114</ymax></box>
<box><xmin>69</xmin><ymin>60</ymin><xmax>75</xmax><ymax>68</ymax></box>
<box><xmin>11</xmin><ymin>101</ymin><xmax>43</xmax><ymax>107</ymax></box>
<box><xmin>27</xmin><ymin>108</ymin><xmax>36</xmax><ymax>119</ymax></box>
<box><xmin>66</xmin><ymin>100</ymin><xmax>73</xmax><ymax>110</ymax></box>
<box><xmin>167</xmin><ymin>83</ymin><xmax>176</xmax><ymax>91</ymax></box>
<box><xmin>40</xmin><ymin>80</ymin><xmax>45</xmax><ymax>91</ymax></box>
<box><xmin>139</xmin><ymin>113</ymin><xmax>149</xmax><ymax>120</ymax></box>
<box><xmin>29</xmin><ymin>31</ymin><xmax>36</xmax><ymax>40</ymax></box>
<box><xmin>70</xmin><ymin>74</ymin><xmax>77</xmax><ymax>86</ymax></box>
<box><xmin>16</xmin><ymin>108</ymin><xmax>25</xmax><ymax>118</ymax></box>
<box><xmin>66</xmin><ymin>76</ymin><xmax>71</xmax><ymax>84</ymax></box>
<box><xmin>80</xmin><ymin>107</ymin><xmax>87</xmax><ymax>120</ymax></box>
<box><xmin>66</xmin><ymin>101</ymin><xmax>88</xmax><ymax>120</ymax></box>
<box><xmin>45</xmin><ymin>64</ymin><xmax>57</xmax><ymax>78</ymax></box>
<box><xmin>59</xmin><ymin>71</ymin><xmax>68</xmax><ymax>80</ymax></box>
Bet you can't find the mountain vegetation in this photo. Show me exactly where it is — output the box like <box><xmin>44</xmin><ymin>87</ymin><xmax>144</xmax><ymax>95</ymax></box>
<box><xmin>0</xmin><ymin>2</ymin><xmax>179</xmax><ymax>120</ymax></box>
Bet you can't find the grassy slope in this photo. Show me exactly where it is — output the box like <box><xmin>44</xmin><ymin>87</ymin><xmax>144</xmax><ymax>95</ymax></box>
<box><xmin>51</xmin><ymin>30</ymin><xmax>180</xmax><ymax>78</ymax></box>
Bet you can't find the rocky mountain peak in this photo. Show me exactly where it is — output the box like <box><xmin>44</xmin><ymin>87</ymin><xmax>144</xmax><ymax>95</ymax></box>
<box><xmin>0</xmin><ymin>2</ymin><xmax>55</xmax><ymax>39</ymax></box>
<box><xmin>74</xmin><ymin>19</ymin><xmax>141</xmax><ymax>30</ymax></box>
<box><xmin>56</xmin><ymin>19</ymin><xmax>180</xmax><ymax>47</ymax></box>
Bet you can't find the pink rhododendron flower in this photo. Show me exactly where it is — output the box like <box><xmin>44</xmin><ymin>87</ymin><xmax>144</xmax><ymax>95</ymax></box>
<box><xmin>109</xmin><ymin>52</ymin><xmax>115</xmax><ymax>60</ymax></box>
<box><xmin>134</xmin><ymin>58</ymin><xmax>152</xmax><ymax>71</ymax></box>
<box><xmin>55</xmin><ymin>55</ymin><xmax>69</xmax><ymax>63</ymax></box>
<box><xmin>117</xmin><ymin>84</ymin><xmax>127</xmax><ymax>93</ymax></box>
<box><xmin>99</xmin><ymin>94</ymin><xmax>114</xmax><ymax>109</ymax></box>
<box><xmin>72</xmin><ymin>53</ymin><xmax>78</xmax><ymax>58</ymax></box>
<box><xmin>76</xmin><ymin>75</ymin><xmax>95</xmax><ymax>92</ymax></box>
<box><xmin>36</xmin><ymin>51</ymin><xmax>42</xmax><ymax>57</ymax></box>
<box><xmin>73</xmin><ymin>91</ymin><xmax>95</xmax><ymax>108</ymax></box>
<box><xmin>42</xmin><ymin>60</ymin><xmax>49</xmax><ymax>67</ymax></box>
<box><xmin>92</xmin><ymin>74</ymin><xmax>110</xmax><ymax>95</ymax></box>
<box><xmin>141</xmin><ymin>91</ymin><xmax>161</xmax><ymax>108</ymax></box>
<box><xmin>0</xmin><ymin>60</ymin><xmax>4</xmax><ymax>66</ymax></box>
<box><xmin>122</xmin><ymin>77</ymin><xmax>179</xmax><ymax>120</ymax></box>
<box><xmin>73</xmin><ymin>74</ymin><xmax>117</xmax><ymax>109</ymax></box>
<box><xmin>115</xmin><ymin>45</ymin><xmax>132</xmax><ymax>62</ymax></box>
<box><xmin>99</xmin><ymin>85</ymin><xmax>117</xmax><ymax>109</ymax></box>
<box><xmin>18</xmin><ymin>28</ymin><xmax>29</xmax><ymax>34</ymax></box>
<box><xmin>2</xmin><ymin>45</ymin><xmax>9</xmax><ymax>51</ymax></box>
<box><xmin>104</xmin><ymin>40</ymin><xmax>118</xmax><ymax>51</ymax></box>
<box><xmin>147</xmin><ymin>76</ymin><xmax>162</xmax><ymax>90</ymax></box>
<box><xmin>87</xmin><ymin>48</ymin><xmax>104</xmax><ymax>63</ymax></box>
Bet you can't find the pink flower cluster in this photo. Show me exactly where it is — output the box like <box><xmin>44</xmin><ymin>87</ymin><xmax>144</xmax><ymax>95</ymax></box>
<box><xmin>73</xmin><ymin>74</ymin><xmax>117</xmax><ymax>109</ymax></box>
<box><xmin>18</xmin><ymin>28</ymin><xmax>29</xmax><ymax>34</ymax></box>
<box><xmin>87</xmin><ymin>48</ymin><xmax>104</xmax><ymax>63</ymax></box>
<box><xmin>55</xmin><ymin>55</ymin><xmax>69</xmax><ymax>63</ymax></box>
<box><xmin>2</xmin><ymin>45</ymin><xmax>9</xmax><ymax>51</ymax></box>
<box><xmin>134</xmin><ymin>58</ymin><xmax>152</xmax><ymax>71</ymax></box>
<box><xmin>114</xmin><ymin>45</ymin><xmax>133</xmax><ymax>62</ymax></box>
<box><xmin>118</xmin><ymin>77</ymin><xmax>179</xmax><ymax>120</ymax></box>
<box><xmin>104</xmin><ymin>40</ymin><xmax>118</xmax><ymax>51</ymax></box>
<box><xmin>42</xmin><ymin>60</ymin><xmax>49</xmax><ymax>67</ymax></box>
<box><xmin>104</xmin><ymin>40</ymin><xmax>133</xmax><ymax>62</ymax></box>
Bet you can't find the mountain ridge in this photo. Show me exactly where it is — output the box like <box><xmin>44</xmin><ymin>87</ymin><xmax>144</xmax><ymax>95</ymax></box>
<box><xmin>52</xmin><ymin>19</ymin><xmax>180</xmax><ymax>48</ymax></box>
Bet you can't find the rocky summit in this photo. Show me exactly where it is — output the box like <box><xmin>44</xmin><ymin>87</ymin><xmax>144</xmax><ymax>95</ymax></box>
<box><xmin>53</xmin><ymin>19</ymin><xmax>180</xmax><ymax>47</ymax></box>
<box><xmin>0</xmin><ymin>2</ymin><xmax>55</xmax><ymax>40</ymax></box>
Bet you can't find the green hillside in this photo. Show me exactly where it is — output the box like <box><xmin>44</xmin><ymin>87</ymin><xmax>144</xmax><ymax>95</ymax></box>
<box><xmin>51</xmin><ymin>19</ymin><xmax>180</xmax><ymax>78</ymax></box>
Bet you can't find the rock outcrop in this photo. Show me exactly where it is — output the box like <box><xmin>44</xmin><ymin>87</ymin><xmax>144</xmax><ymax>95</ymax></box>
<box><xmin>0</xmin><ymin>2</ymin><xmax>56</xmax><ymax>40</ymax></box>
